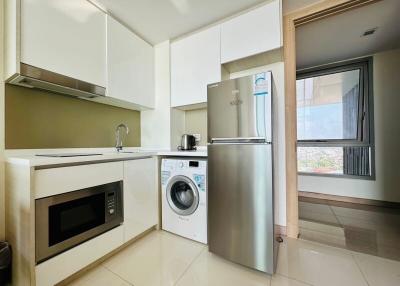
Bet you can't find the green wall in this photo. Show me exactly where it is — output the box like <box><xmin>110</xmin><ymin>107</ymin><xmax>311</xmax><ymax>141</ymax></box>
<box><xmin>5</xmin><ymin>84</ymin><xmax>141</xmax><ymax>149</ymax></box>
<box><xmin>185</xmin><ymin>108</ymin><xmax>207</xmax><ymax>146</ymax></box>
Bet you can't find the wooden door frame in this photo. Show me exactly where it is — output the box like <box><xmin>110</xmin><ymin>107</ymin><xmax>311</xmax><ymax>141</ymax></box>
<box><xmin>283</xmin><ymin>0</ymin><xmax>381</xmax><ymax>238</ymax></box>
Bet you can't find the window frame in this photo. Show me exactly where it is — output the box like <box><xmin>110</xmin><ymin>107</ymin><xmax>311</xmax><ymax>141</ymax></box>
<box><xmin>296</xmin><ymin>57</ymin><xmax>375</xmax><ymax>179</ymax></box>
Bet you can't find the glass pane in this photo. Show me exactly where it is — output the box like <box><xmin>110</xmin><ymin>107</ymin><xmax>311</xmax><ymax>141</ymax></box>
<box><xmin>297</xmin><ymin>69</ymin><xmax>360</xmax><ymax>140</ymax></box>
<box><xmin>298</xmin><ymin>147</ymin><xmax>343</xmax><ymax>174</ymax></box>
<box><xmin>171</xmin><ymin>182</ymin><xmax>194</xmax><ymax>210</ymax></box>
<box><xmin>49</xmin><ymin>193</ymin><xmax>105</xmax><ymax>246</ymax></box>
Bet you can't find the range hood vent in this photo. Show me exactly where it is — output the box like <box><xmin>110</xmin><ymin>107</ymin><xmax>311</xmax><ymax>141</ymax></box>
<box><xmin>7</xmin><ymin>63</ymin><xmax>106</xmax><ymax>99</ymax></box>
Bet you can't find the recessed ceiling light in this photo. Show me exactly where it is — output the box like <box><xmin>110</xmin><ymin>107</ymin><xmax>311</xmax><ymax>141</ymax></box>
<box><xmin>362</xmin><ymin>27</ymin><xmax>378</xmax><ymax>37</ymax></box>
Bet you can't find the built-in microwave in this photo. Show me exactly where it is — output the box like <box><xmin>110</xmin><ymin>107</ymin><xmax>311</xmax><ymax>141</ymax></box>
<box><xmin>35</xmin><ymin>181</ymin><xmax>123</xmax><ymax>263</ymax></box>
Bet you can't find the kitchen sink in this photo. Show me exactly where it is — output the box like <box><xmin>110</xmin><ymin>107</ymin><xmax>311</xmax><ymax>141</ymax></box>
<box><xmin>36</xmin><ymin>153</ymin><xmax>103</xmax><ymax>157</ymax></box>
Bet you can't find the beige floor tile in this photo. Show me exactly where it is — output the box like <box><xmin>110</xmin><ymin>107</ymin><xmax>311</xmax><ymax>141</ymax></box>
<box><xmin>346</xmin><ymin>237</ymin><xmax>400</xmax><ymax>261</ymax></box>
<box><xmin>102</xmin><ymin>231</ymin><xmax>205</xmax><ymax>286</ymax></box>
<box><xmin>299</xmin><ymin>219</ymin><xmax>345</xmax><ymax>236</ymax></box>
<box><xmin>374</xmin><ymin>244</ymin><xmax>400</xmax><ymax>261</ymax></box>
<box><xmin>300</xmin><ymin>211</ymin><xmax>340</xmax><ymax>226</ymax></box>
<box><xmin>331</xmin><ymin>206</ymin><xmax>400</xmax><ymax>224</ymax></box>
<box><xmin>299</xmin><ymin>228</ymin><xmax>346</xmax><ymax>249</ymax></box>
<box><xmin>300</xmin><ymin>203</ymin><xmax>400</xmax><ymax>261</ymax></box>
<box><xmin>271</xmin><ymin>275</ymin><xmax>312</xmax><ymax>286</ymax></box>
<box><xmin>299</xmin><ymin>200</ymin><xmax>340</xmax><ymax>227</ymax></box>
<box><xmin>375</xmin><ymin>229</ymin><xmax>400</xmax><ymax>248</ymax></box>
<box><xmin>175</xmin><ymin>249</ymin><xmax>272</xmax><ymax>286</ymax></box>
<box><xmin>343</xmin><ymin>225</ymin><xmax>400</xmax><ymax>254</ymax></box>
<box><xmin>67</xmin><ymin>265</ymin><xmax>131</xmax><ymax>286</ymax></box>
<box><xmin>276</xmin><ymin>238</ymin><xmax>368</xmax><ymax>286</ymax></box>
<box><xmin>353</xmin><ymin>252</ymin><xmax>400</xmax><ymax>286</ymax></box>
<box><xmin>299</xmin><ymin>202</ymin><xmax>334</xmax><ymax>215</ymax></box>
<box><xmin>337</xmin><ymin>215</ymin><xmax>400</xmax><ymax>232</ymax></box>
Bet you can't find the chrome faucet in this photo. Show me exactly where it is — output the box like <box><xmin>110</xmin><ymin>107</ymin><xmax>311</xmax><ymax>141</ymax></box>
<box><xmin>115</xmin><ymin>123</ymin><xmax>129</xmax><ymax>152</ymax></box>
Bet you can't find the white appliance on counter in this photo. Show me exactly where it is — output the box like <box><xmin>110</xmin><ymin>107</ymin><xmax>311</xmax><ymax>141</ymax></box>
<box><xmin>161</xmin><ymin>158</ymin><xmax>207</xmax><ymax>243</ymax></box>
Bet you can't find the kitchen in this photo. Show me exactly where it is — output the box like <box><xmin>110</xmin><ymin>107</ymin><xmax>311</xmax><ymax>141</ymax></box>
<box><xmin>0</xmin><ymin>1</ymin><xmax>399</xmax><ymax>286</ymax></box>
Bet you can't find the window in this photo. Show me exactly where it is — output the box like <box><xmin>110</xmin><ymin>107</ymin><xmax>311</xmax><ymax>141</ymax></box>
<box><xmin>297</xmin><ymin>70</ymin><xmax>360</xmax><ymax>141</ymax></box>
<box><xmin>296</xmin><ymin>58</ymin><xmax>374</xmax><ymax>178</ymax></box>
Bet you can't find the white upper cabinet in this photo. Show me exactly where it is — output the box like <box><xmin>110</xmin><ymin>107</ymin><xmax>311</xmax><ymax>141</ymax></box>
<box><xmin>220</xmin><ymin>0</ymin><xmax>282</xmax><ymax>64</ymax></box>
<box><xmin>20</xmin><ymin>0</ymin><xmax>107</xmax><ymax>87</ymax></box>
<box><xmin>171</xmin><ymin>25</ymin><xmax>221</xmax><ymax>108</ymax></box>
<box><xmin>107</xmin><ymin>16</ymin><xmax>155</xmax><ymax>109</ymax></box>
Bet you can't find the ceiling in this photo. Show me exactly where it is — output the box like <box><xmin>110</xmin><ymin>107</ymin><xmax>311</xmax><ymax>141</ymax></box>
<box><xmin>296</xmin><ymin>0</ymin><xmax>400</xmax><ymax>69</ymax></box>
<box><xmin>92</xmin><ymin>0</ymin><xmax>267</xmax><ymax>44</ymax></box>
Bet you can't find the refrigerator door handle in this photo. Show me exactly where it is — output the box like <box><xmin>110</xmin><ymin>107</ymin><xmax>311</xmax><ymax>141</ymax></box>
<box><xmin>210</xmin><ymin>137</ymin><xmax>270</xmax><ymax>144</ymax></box>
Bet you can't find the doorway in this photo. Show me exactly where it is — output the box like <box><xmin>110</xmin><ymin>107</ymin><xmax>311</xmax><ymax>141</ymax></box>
<box><xmin>284</xmin><ymin>0</ymin><xmax>400</xmax><ymax>260</ymax></box>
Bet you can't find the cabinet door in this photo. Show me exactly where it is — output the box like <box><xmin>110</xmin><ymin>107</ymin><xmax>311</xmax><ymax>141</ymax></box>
<box><xmin>221</xmin><ymin>0</ymin><xmax>282</xmax><ymax>64</ymax></box>
<box><xmin>20</xmin><ymin>0</ymin><xmax>106</xmax><ymax>87</ymax></box>
<box><xmin>171</xmin><ymin>25</ymin><xmax>221</xmax><ymax>107</ymax></box>
<box><xmin>123</xmin><ymin>158</ymin><xmax>158</xmax><ymax>242</ymax></box>
<box><xmin>107</xmin><ymin>16</ymin><xmax>155</xmax><ymax>108</ymax></box>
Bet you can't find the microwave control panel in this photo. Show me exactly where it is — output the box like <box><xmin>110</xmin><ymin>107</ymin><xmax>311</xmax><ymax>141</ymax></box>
<box><xmin>107</xmin><ymin>192</ymin><xmax>116</xmax><ymax>215</ymax></box>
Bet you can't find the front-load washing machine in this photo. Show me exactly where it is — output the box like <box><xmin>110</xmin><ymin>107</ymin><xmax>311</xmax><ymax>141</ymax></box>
<box><xmin>161</xmin><ymin>158</ymin><xmax>207</xmax><ymax>244</ymax></box>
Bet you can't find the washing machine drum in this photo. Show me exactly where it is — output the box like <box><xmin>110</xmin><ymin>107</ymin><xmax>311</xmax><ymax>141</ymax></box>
<box><xmin>166</xmin><ymin>175</ymin><xmax>199</xmax><ymax>216</ymax></box>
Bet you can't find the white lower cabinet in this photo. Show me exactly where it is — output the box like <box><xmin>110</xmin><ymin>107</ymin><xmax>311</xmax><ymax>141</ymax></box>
<box><xmin>123</xmin><ymin>157</ymin><xmax>158</xmax><ymax>242</ymax></box>
<box><xmin>8</xmin><ymin>157</ymin><xmax>159</xmax><ymax>286</ymax></box>
<box><xmin>35</xmin><ymin>226</ymin><xmax>124</xmax><ymax>286</ymax></box>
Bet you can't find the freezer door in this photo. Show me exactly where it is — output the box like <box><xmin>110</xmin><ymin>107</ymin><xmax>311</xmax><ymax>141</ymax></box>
<box><xmin>208</xmin><ymin>143</ymin><xmax>275</xmax><ymax>274</ymax></box>
<box><xmin>207</xmin><ymin>72</ymin><xmax>272</xmax><ymax>142</ymax></box>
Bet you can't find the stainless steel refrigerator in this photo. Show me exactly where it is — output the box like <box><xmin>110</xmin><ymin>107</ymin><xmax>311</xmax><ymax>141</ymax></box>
<box><xmin>207</xmin><ymin>72</ymin><xmax>277</xmax><ymax>274</ymax></box>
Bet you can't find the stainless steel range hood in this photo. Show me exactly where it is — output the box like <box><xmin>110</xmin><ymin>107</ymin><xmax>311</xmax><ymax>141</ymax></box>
<box><xmin>7</xmin><ymin>63</ymin><xmax>106</xmax><ymax>99</ymax></box>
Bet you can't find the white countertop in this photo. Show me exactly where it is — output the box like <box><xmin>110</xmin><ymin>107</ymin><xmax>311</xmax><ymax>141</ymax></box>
<box><xmin>5</xmin><ymin>147</ymin><xmax>207</xmax><ymax>167</ymax></box>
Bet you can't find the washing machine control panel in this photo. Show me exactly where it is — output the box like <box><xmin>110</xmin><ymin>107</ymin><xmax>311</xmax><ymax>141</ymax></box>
<box><xmin>175</xmin><ymin>160</ymin><xmax>205</xmax><ymax>169</ymax></box>
<box><xmin>189</xmin><ymin>161</ymin><xmax>199</xmax><ymax>167</ymax></box>
<box><xmin>162</xmin><ymin>159</ymin><xmax>207</xmax><ymax>187</ymax></box>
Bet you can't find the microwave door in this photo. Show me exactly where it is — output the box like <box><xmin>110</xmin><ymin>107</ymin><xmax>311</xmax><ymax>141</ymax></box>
<box><xmin>207</xmin><ymin>73</ymin><xmax>272</xmax><ymax>143</ymax></box>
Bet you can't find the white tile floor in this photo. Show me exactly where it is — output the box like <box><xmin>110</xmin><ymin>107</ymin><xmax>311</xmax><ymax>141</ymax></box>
<box><xmin>67</xmin><ymin>230</ymin><xmax>400</xmax><ymax>286</ymax></box>
<box><xmin>299</xmin><ymin>200</ymin><xmax>400</xmax><ymax>261</ymax></box>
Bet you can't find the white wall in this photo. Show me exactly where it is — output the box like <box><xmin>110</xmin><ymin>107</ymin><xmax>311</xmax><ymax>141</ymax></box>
<box><xmin>141</xmin><ymin>41</ymin><xmax>171</xmax><ymax>149</ymax></box>
<box><xmin>230</xmin><ymin>62</ymin><xmax>287</xmax><ymax>227</ymax></box>
<box><xmin>299</xmin><ymin>48</ymin><xmax>400</xmax><ymax>203</ymax></box>
<box><xmin>0</xmin><ymin>1</ymin><xmax>5</xmax><ymax>240</ymax></box>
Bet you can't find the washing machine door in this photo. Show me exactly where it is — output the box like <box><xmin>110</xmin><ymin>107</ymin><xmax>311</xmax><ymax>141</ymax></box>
<box><xmin>166</xmin><ymin>175</ymin><xmax>199</xmax><ymax>216</ymax></box>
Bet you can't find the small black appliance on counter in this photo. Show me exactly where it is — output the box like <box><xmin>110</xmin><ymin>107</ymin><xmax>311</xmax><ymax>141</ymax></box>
<box><xmin>178</xmin><ymin>134</ymin><xmax>197</xmax><ymax>151</ymax></box>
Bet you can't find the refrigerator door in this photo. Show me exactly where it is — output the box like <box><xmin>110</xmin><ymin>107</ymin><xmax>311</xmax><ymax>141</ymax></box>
<box><xmin>208</xmin><ymin>143</ymin><xmax>275</xmax><ymax>274</ymax></box>
<box><xmin>207</xmin><ymin>72</ymin><xmax>272</xmax><ymax>143</ymax></box>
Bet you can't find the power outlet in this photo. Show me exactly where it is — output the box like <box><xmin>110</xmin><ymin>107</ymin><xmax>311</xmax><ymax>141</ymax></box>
<box><xmin>193</xmin><ymin>134</ymin><xmax>201</xmax><ymax>143</ymax></box>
